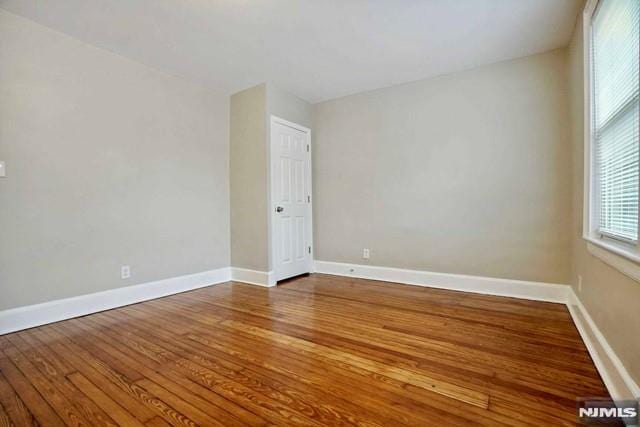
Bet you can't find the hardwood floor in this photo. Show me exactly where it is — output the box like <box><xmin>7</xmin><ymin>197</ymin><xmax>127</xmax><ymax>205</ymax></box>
<box><xmin>0</xmin><ymin>274</ymin><xmax>610</xmax><ymax>426</ymax></box>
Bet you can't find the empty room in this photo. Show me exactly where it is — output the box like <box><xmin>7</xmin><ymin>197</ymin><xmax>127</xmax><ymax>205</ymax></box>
<box><xmin>0</xmin><ymin>0</ymin><xmax>639</xmax><ymax>425</ymax></box>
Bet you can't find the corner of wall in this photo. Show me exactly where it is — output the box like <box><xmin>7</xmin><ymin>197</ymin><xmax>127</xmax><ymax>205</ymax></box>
<box><xmin>229</xmin><ymin>83</ymin><xmax>269</xmax><ymax>271</ymax></box>
<box><xmin>565</xmin><ymin>5</ymin><xmax>640</xmax><ymax>391</ymax></box>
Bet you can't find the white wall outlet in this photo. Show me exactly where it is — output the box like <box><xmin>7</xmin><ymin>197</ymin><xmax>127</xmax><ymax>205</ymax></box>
<box><xmin>0</xmin><ymin>161</ymin><xmax>6</xmax><ymax>177</ymax></box>
<box><xmin>578</xmin><ymin>275</ymin><xmax>583</xmax><ymax>293</ymax></box>
<box><xmin>362</xmin><ymin>248</ymin><xmax>370</xmax><ymax>259</ymax></box>
<box><xmin>121</xmin><ymin>265</ymin><xmax>131</xmax><ymax>279</ymax></box>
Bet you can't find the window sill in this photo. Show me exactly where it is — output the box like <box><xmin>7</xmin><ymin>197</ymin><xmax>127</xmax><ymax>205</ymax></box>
<box><xmin>583</xmin><ymin>235</ymin><xmax>640</xmax><ymax>282</ymax></box>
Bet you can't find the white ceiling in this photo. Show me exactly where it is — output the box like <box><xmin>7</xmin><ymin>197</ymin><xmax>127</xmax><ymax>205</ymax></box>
<box><xmin>0</xmin><ymin>0</ymin><xmax>583</xmax><ymax>103</ymax></box>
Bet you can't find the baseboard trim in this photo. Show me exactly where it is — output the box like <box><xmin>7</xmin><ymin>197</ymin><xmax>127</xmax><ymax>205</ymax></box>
<box><xmin>567</xmin><ymin>289</ymin><xmax>640</xmax><ymax>400</ymax></box>
<box><xmin>231</xmin><ymin>267</ymin><xmax>276</xmax><ymax>287</ymax></box>
<box><xmin>0</xmin><ymin>267</ymin><xmax>232</xmax><ymax>335</ymax></box>
<box><xmin>313</xmin><ymin>260</ymin><xmax>569</xmax><ymax>303</ymax></box>
<box><xmin>4</xmin><ymin>259</ymin><xmax>636</xmax><ymax>401</ymax></box>
<box><xmin>313</xmin><ymin>259</ymin><xmax>639</xmax><ymax>401</ymax></box>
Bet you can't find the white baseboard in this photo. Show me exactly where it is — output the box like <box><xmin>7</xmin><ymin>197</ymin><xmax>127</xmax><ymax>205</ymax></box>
<box><xmin>0</xmin><ymin>265</ymin><xmax>278</xmax><ymax>335</ymax></box>
<box><xmin>3</xmin><ymin>258</ymin><xmax>636</xmax><ymax>402</ymax></box>
<box><xmin>0</xmin><ymin>267</ymin><xmax>231</xmax><ymax>335</ymax></box>
<box><xmin>231</xmin><ymin>267</ymin><xmax>276</xmax><ymax>287</ymax></box>
<box><xmin>314</xmin><ymin>259</ymin><xmax>639</xmax><ymax>401</ymax></box>
<box><xmin>567</xmin><ymin>289</ymin><xmax>640</xmax><ymax>400</ymax></box>
<box><xmin>313</xmin><ymin>260</ymin><xmax>569</xmax><ymax>303</ymax></box>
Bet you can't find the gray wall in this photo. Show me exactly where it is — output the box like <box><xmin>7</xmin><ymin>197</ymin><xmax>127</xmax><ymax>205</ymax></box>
<box><xmin>313</xmin><ymin>49</ymin><xmax>573</xmax><ymax>284</ymax></box>
<box><xmin>0</xmin><ymin>10</ymin><xmax>230</xmax><ymax>310</ymax></box>
<box><xmin>567</xmin><ymin>15</ymin><xmax>640</xmax><ymax>386</ymax></box>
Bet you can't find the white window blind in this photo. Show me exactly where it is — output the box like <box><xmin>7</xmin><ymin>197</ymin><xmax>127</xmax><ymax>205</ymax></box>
<box><xmin>592</xmin><ymin>0</ymin><xmax>640</xmax><ymax>242</ymax></box>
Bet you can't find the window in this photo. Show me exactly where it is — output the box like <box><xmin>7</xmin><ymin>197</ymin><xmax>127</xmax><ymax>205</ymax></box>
<box><xmin>585</xmin><ymin>0</ymin><xmax>640</xmax><ymax>259</ymax></box>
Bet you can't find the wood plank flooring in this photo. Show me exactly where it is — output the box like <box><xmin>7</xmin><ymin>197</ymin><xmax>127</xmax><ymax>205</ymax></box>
<box><xmin>0</xmin><ymin>274</ymin><xmax>611</xmax><ymax>426</ymax></box>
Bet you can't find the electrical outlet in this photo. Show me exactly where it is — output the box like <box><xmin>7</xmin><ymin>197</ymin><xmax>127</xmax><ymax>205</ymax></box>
<box><xmin>362</xmin><ymin>248</ymin><xmax>370</xmax><ymax>259</ymax></box>
<box><xmin>578</xmin><ymin>275</ymin><xmax>583</xmax><ymax>293</ymax></box>
<box><xmin>121</xmin><ymin>265</ymin><xmax>131</xmax><ymax>279</ymax></box>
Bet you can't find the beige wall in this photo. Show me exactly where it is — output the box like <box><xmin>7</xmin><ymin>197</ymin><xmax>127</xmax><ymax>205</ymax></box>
<box><xmin>230</xmin><ymin>83</ymin><xmax>312</xmax><ymax>272</ymax></box>
<box><xmin>567</xmin><ymin>15</ymin><xmax>640</xmax><ymax>386</ymax></box>
<box><xmin>313</xmin><ymin>50</ymin><xmax>573</xmax><ymax>284</ymax></box>
<box><xmin>268</xmin><ymin>85</ymin><xmax>313</xmax><ymax>129</ymax></box>
<box><xmin>266</xmin><ymin>85</ymin><xmax>313</xmax><ymax>270</ymax></box>
<box><xmin>230</xmin><ymin>84</ymin><xmax>269</xmax><ymax>271</ymax></box>
<box><xmin>0</xmin><ymin>10</ymin><xmax>230</xmax><ymax>310</ymax></box>
<box><xmin>4</xmin><ymin>4</ymin><xmax>637</xmax><ymax>388</ymax></box>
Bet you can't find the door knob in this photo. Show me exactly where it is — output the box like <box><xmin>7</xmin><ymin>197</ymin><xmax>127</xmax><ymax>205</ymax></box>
<box><xmin>275</xmin><ymin>206</ymin><xmax>284</xmax><ymax>213</ymax></box>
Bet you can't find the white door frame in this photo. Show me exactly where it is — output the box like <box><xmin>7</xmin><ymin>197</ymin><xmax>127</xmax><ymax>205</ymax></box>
<box><xmin>269</xmin><ymin>115</ymin><xmax>313</xmax><ymax>282</ymax></box>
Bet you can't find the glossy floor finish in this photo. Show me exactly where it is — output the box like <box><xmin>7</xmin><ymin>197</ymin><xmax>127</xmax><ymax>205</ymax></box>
<box><xmin>0</xmin><ymin>274</ymin><xmax>609</xmax><ymax>426</ymax></box>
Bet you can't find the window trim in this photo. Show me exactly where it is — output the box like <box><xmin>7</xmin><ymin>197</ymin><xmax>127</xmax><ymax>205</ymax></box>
<box><xmin>582</xmin><ymin>0</ymin><xmax>640</xmax><ymax>278</ymax></box>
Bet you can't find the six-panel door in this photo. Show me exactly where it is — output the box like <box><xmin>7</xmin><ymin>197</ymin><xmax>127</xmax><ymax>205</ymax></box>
<box><xmin>271</xmin><ymin>120</ymin><xmax>311</xmax><ymax>281</ymax></box>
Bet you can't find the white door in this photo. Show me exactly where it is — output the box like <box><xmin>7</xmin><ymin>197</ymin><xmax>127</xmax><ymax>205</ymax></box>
<box><xmin>270</xmin><ymin>117</ymin><xmax>312</xmax><ymax>282</ymax></box>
